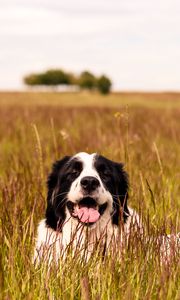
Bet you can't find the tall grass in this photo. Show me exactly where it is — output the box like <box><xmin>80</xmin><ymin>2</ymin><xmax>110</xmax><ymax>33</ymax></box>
<box><xmin>0</xmin><ymin>92</ymin><xmax>179</xmax><ymax>299</ymax></box>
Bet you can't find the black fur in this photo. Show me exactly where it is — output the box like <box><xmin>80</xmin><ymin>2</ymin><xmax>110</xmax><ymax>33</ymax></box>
<box><xmin>45</xmin><ymin>156</ymin><xmax>71</xmax><ymax>230</ymax></box>
<box><xmin>45</xmin><ymin>154</ymin><xmax>129</xmax><ymax>231</ymax></box>
<box><xmin>94</xmin><ymin>155</ymin><xmax>129</xmax><ymax>224</ymax></box>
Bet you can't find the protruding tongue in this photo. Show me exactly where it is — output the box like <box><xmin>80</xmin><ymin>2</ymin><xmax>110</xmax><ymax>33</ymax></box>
<box><xmin>77</xmin><ymin>207</ymin><xmax>100</xmax><ymax>223</ymax></box>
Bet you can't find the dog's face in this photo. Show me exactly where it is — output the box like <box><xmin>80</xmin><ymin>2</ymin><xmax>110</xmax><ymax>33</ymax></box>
<box><xmin>46</xmin><ymin>152</ymin><xmax>129</xmax><ymax>230</ymax></box>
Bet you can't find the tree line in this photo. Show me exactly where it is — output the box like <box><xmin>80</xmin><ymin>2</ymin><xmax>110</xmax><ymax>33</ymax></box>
<box><xmin>23</xmin><ymin>69</ymin><xmax>112</xmax><ymax>94</ymax></box>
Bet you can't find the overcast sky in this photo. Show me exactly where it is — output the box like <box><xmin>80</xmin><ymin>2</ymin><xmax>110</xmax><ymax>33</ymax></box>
<box><xmin>0</xmin><ymin>0</ymin><xmax>180</xmax><ymax>91</ymax></box>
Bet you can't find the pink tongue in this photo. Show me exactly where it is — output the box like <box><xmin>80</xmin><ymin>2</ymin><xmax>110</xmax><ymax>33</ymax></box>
<box><xmin>77</xmin><ymin>207</ymin><xmax>100</xmax><ymax>223</ymax></box>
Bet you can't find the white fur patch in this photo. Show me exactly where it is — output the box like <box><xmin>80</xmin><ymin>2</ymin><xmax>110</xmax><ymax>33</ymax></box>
<box><xmin>33</xmin><ymin>207</ymin><xmax>141</xmax><ymax>265</ymax></box>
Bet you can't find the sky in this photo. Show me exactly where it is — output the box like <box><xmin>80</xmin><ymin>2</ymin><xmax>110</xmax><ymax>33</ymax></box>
<box><xmin>0</xmin><ymin>0</ymin><xmax>180</xmax><ymax>91</ymax></box>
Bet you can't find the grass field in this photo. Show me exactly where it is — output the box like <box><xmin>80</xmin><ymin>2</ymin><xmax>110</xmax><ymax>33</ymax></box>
<box><xmin>0</xmin><ymin>92</ymin><xmax>180</xmax><ymax>299</ymax></box>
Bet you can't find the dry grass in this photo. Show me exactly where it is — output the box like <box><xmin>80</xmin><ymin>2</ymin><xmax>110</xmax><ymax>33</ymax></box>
<box><xmin>0</xmin><ymin>92</ymin><xmax>180</xmax><ymax>299</ymax></box>
<box><xmin>0</xmin><ymin>91</ymin><xmax>180</xmax><ymax>108</ymax></box>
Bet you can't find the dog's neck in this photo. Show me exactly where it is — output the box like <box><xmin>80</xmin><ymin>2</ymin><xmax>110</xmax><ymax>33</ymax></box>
<box><xmin>60</xmin><ymin>209</ymin><xmax>118</xmax><ymax>252</ymax></box>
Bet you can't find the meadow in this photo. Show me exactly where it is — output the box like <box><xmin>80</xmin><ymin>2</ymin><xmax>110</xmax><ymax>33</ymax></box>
<box><xmin>0</xmin><ymin>92</ymin><xmax>180</xmax><ymax>299</ymax></box>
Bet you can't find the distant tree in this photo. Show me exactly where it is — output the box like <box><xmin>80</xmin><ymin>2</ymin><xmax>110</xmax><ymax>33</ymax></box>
<box><xmin>78</xmin><ymin>71</ymin><xmax>96</xmax><ymax>90</ymax></box>
<box><xmin>67</xmin><ymin>72</ymin><xmax>78</xmax><ymax>86</ymax></box>
<box><xmin>24</xmin><ymin>73</ymin><xmax>43</xmax><ymax>86</ymax></box>
<box><xmin>24</xmin><ymin>69</ymin><xmax>112</xmax><ymax>94</ymax></box>
<box><xmin>24</xmin><ymin>69</ymin><xmax>73</xmax><ymax>87</ymax></box>
<box><xmin>97</xmin><ymin>75</ymin><xmax>112</xmax><ymax>94</ymax></box>
<box><xmin>41</xmin><ymin>69</ymin><xmax>71</xmax><ymax>86</ymax></box>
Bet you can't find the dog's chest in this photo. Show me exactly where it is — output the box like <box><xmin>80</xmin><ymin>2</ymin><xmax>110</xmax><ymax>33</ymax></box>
<box><xmin>61</xmin><ymin>218</ymin><xmax>117</xmax><ymax>255</ymax></box>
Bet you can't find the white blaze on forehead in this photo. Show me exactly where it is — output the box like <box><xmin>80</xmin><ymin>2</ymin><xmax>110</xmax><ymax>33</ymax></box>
<box><xmin>67</xmin><ymin>152</ymin><xmax>100</xmax><ymax>203</ymax></box>
<box><xmin>74</xmin><ymin>152</ymin><xmax>96</xmax><ymax>163</ymax></box>
<box><xmin>73</xmin><ymin>152</ymin><xmax>98</xmax><ymax>177</ymax></box>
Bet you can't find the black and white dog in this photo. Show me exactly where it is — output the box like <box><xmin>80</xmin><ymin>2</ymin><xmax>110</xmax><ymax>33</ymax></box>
<box><xmin>34</xmin><ymin>152</ymin><xmax>141</xmax><ymax>264</ymax></box>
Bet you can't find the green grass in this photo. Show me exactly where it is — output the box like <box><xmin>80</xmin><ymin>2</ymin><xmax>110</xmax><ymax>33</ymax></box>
<box><xmin>0</xmin><ymin>92</ymin><xmax>180</xmax><ymax>299</ymax></box>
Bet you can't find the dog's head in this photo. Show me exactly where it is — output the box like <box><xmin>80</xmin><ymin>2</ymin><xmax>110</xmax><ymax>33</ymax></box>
<box><xmin>45</xmin><ymin>152</ymin><xmax>129</xmax><ymax>230</ymax></box>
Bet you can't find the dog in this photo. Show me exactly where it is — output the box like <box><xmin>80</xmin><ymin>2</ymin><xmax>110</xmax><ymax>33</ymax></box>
<box><xmin>34</xmin><ymin>152</ymin><xmax>141</xmax><ymax>264</ymax></box>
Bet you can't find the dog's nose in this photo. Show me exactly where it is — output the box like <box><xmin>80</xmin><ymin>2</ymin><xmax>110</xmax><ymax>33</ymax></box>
<box><xmin>80</xmin><ymin>176</ymin><xmax>100</xmax><ymax>192</ymax></box>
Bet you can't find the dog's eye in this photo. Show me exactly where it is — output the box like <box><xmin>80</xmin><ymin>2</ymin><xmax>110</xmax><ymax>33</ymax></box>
<box><xmin>102</xmin><ymin>169</ymin><xmax>109</xmax><ymax>177</ymax></box>
<box><xmin>70</xmin><ymin>161</ymin><xmax>82</xmax><ymax>176</ymax></box>
<box><xmin>98</xmin><ymin>165</ymin><xmax>110</xmax><ymax>178</ymax></box>
<box><xmin>66</xmin><ymin>168</ymin><xmax>81</xmax><ymax>180</ymax></box>
<box><xmin>71</xmin><ymin>169</ymin><xmax>80</xmax><ymax>175</ymax></box>
<box><xmin>66</xmin><ymin>160</ymin><xmax>82</xmax><ymax>180</ymax></box>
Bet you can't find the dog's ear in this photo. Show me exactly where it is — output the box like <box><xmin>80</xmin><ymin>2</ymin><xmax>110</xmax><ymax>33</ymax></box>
<box><xmin>112</xmin><ymin>162</ymin><xmax>129</xmax><ymax>225</ymax></box>
<box><xmin>47</xmin><ymin>156</ymin><xmax>71</xmax><ymax>203</ymax></box>
<box><xmin>46</xmin><ymin>156</ymin><xmax>71</xmax><ymax>230</ymax></box>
